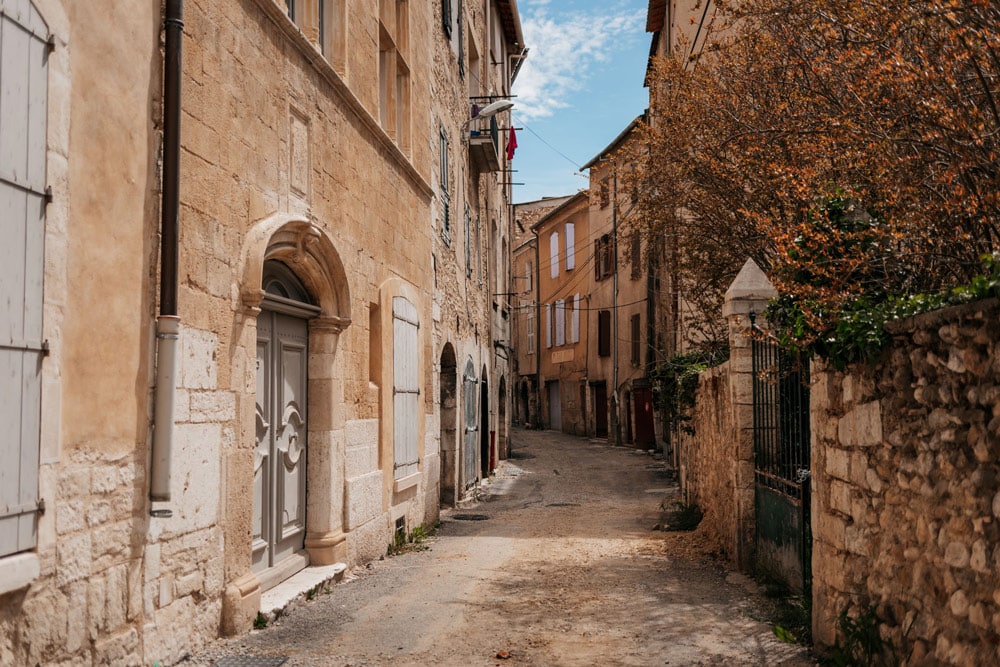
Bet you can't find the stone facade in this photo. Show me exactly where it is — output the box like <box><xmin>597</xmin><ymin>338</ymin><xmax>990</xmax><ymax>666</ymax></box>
<box><xmin>811</xmin><ymin>299</ymin><xmax>1000</xmax><ymax>664</ymax></box>
<box><xmin>0</xmin><ymin>0</ymin><xmax>522</xmax><ymax>664</ymax></box>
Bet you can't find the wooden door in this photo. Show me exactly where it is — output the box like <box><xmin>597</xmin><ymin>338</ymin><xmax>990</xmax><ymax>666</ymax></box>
<box><xmin>594</xmin><ymin>383</ymin><xmax>608</xmax><ymax>438</ymax></box>
<box><xmin>463</xmin><ymin>360</ymin><xmax>478</xmax><ymax>488</ymax></box>
<box><xmin>548</xmin><ymin>381</ymin><xmax>561</xmax><ymax>431</ymax></box>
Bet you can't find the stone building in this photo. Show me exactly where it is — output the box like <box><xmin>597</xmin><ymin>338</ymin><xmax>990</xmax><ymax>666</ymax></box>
<box><xmin>430</xmin><ymin>0</ymin><xmax>525</xmax><ymax>506</ymax></box>
<box><xmin>0</xmin><ymin>0</ymin><xmax>523</xmax><ymax>663</ymax></box>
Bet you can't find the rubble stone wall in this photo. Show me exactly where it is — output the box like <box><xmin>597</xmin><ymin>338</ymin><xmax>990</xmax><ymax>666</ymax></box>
<box><xmin>811</xmin><ymin>299</ymin><xmax>1000</xmax><ymax>664</ymax></box>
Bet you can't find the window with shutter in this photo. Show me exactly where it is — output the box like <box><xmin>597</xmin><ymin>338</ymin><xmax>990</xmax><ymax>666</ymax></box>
<box><xmin>565</xmin><ymin>223</ymin><xmax>575</xmax><ymax>271</ymax></box>
<box><xmin>631</xmin><ymin>313</ymin><xmax>641</xmax><ymax>366</ymax></box>
<box><xmin>0</xmin><ymin>1</ymin><xmax>48</xmax><ymax>558</ymax></box>
<box><xmin>545</xmin><ymin>304</ymin><xmax>552</xmax><ymax>349</ymax></box>
<box><xmin>554</xmin><ymin>299</ymin><xmax>565</xmax><ymax>346</ymax></box>
<box><xmin>526</xmin><ymin>310</ymin><xmax>535</xmax><ymax>354</ymax></box>
<box><xmin>598</xmin><ymin>310</ymin><xmax>611</xmax><ymax>357</ymax></box>
<box><xmin>549</xmin><ymin>232</ymin><xmax>559</xmax><ymax>278</ymax></box>
<box><xmin>571</xmin><ymin>294</ymin><xmax>580</xmax><ymax>343</ymax></box>
<box><xmin>392</xmin><ymin>297</ymin><xmax>419</xmax><ymax>480</ymax></box>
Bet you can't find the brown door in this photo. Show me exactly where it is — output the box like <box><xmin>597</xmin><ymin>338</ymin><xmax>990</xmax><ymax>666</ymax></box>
<box><xmin>634</xmin><ymin>387</ymin><xmax>655</xmax><ymax>447</ymax></box>
<box><xmin>594</xmin><ymin>383</ymin><xmax>608</xmax><ymax>438</ymax></box>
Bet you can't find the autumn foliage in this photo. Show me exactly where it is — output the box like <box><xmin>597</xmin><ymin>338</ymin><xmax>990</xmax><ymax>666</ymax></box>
<box><xmin>627</xmin><ymin>0</ymin><xmax>1000</xmax><ymax>355</ymax></box>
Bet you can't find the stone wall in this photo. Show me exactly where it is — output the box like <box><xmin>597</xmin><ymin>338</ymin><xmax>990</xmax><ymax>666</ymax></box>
<box><xmin>811</xmin><ymin>299</ymin><xmax>1000</xmax><ymax>664</ymax></box>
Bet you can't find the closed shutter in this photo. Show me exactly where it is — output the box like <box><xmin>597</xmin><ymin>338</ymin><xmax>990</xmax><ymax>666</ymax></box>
<box><xmin>565</xmin><ymin>223</ymin><xmax>575</xmax><ymax>270</ymax></box>
<box><xmin>598</xmin><ymin>310</ymin><xmax>611</xmax><ymax>357</ymax></box>
<box><xmin>554</xmin><ymin>299</ymin><xmax>565</xmax><ymax>346</ymax></box>
<box><xmin>392</xmin><ymin>297</ymin><xmax>419</xmax><ymax>479</ymax></box>
<box><xmin>571</xmin><ymin>294</ymin><xmax>580</xmax><ymax>343</ymax></box>
<box><xmin>0</xmin><ymin>1</ymin><xmax>48</xmax><ymax>558</ymax></box>
<box><xmin>549</xmin><ymin>232</ymin><xmax>559</xmax><ymax>278</ymax></box>
<box><xmin>526</xmin><ymin>310</ymin><xmax>535</xmax><ymax>353</ymax></box>
<box><xmin>545</xmin><ymin>304</ymin><xmax>551</xmax><ymax>349</ymax></box>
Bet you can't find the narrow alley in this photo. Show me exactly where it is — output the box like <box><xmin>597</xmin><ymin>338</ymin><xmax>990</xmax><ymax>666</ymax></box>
<box><xmin>187</xmin><ymin>429</ymin><xmax>811</xmax><ymax>666</ymax></box>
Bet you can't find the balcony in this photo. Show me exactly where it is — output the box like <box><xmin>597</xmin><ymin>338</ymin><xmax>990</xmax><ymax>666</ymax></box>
<box><xmin>469</xmin><ymin>114</ymin><xmax>502</xmax><ymax>172</ymax></box>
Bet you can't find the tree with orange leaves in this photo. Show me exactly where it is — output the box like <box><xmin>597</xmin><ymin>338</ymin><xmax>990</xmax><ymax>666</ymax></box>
<box><xmin>626</xmin><ymin>0</ymin><xmax>1000</xmax><ymax>361</ymax></box>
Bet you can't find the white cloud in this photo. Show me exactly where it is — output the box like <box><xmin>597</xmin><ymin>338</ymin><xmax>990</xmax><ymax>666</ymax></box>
<box><xmin>512</xmin><ymin>4</ymin><xmax>645</xmax><ymax>121</ymax></box>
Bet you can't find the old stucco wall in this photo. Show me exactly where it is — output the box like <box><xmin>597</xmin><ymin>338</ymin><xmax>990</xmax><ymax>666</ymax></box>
<box><xmin>812</xmin><ymin>299</ymin><xmax>1000</xmax><ymax>664</ymax></box>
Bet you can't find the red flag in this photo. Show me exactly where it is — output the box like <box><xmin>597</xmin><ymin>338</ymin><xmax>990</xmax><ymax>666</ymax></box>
<box><xmin>506</xmin><ymin>126</ymin><xmax>518</xmax><ymax>161</ymax></box>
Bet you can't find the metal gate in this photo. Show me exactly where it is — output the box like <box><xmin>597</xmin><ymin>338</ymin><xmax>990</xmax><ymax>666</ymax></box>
<box><xmin>751</xmin><ymin>317</ymin><xmax>811</xmax><ymax>593</ymax></box>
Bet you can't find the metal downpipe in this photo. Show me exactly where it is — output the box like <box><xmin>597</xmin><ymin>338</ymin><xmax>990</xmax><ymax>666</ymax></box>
<box><xmin>151</xmin><ymin>0</ymin><xmax>183</xmax><ymax>507</ymax></box>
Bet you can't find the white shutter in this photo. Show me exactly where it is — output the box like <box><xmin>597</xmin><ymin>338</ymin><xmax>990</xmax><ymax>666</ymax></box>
<box><xmin>549</xmin><ymin>232</ymin><xmax>559</xmax><ymax>278</ymax></box>
<box><xmin>554</xmin><ymin>299</ymin><xmax>565</xmax><ymax>346</ymax></box>
<box><xmin>0</xmin><ymin>1</ymin><xmax>48</xmax><ymax>557</ymax></box>
<box><xmin>526</xmin><ymin>310</ymin><xmax>535</xmax><ymax>354</ymax></box>
<box><xmin>545</xmin><ymin>304</ymin><xmax>552</xmax><ymax>348</ymax></box>
<box><xmin>565</xmin><ymin>223</ymin><xmax>575</xmax><ymax>270</ymax></box>
<box><xmin>392</xmin><ymin>297</ymin><xmax>419</xmax><ymax>479</ymax></box>
<box><xmin>525</xmin><ymin>261</ymin><xmax>532</xmax><ymax>291</ymax></box>
<box><xmin>572</xmin><ymin>293</ymin><xmax>580</xmax><ymax>343</ymax></box>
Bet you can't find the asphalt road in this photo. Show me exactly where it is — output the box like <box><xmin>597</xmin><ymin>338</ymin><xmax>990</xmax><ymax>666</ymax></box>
<box><xmin>187</xmin><ymin>427</ymin><xmax>813</xmax><ymax>666</ymax></box>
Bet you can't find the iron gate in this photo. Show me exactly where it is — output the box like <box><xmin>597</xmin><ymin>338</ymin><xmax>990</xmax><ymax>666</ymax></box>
<box><xmin>751</xmin><ymin>317</ymin><xmax>811</xmax><ymax>593</ymax></box>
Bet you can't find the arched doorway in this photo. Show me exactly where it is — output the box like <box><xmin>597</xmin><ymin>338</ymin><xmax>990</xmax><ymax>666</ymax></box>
<box><xmin>253</xmin><ymin>260</ymin><xmax>319</xmax><ymax>580</ymax></box>
<box><xmin>498</xmin><ymin>376</ymin><xmax>507</xmax><ymax>459</ymax></box>
<box><xmin>439</xmin><ymin>344</ymin><xmax>458</xmax><ymax>506</ymax></box>
<box><xmin>480</xmin><ymin>371</ymin><xmax>491</xmax><ymax>476</ymax></box>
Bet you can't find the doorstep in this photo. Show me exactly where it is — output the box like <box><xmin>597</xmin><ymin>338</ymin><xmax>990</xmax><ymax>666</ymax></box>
<box><xmin>259</xmin><ymin>562</ymin><xmax>347</xmax><ymax>617</ymax></box>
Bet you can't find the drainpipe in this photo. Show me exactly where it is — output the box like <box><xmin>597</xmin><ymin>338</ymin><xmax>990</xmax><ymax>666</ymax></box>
<box><xmin>610</xmin><ymin>165</ymin><xmax>621</xmax><ymax>446</ymax></box>
<box><xmin>151</xmin><ymin>0</ymin><xmax>184</xmax><ymax>507</ymax></box>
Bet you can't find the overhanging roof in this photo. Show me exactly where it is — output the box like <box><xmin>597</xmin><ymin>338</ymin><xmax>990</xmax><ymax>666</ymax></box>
<box><xmin>580</xmin><ymin>115</ymin><xmax>645</xmax><ymax>171</ymax></box>
<box><xmin>496</xmin><ymin>0</ymin><xmax>525</xmax><ymax>49</ymax></box>
<box><xmin>646</xmin><ymin>0</ymin><xmax>667</xmax><ymax>33</ymax></box>
<box><xmin>530</xmin><ymin>191</ymin><xmax>589</xmax><ymax>231</ymax></box>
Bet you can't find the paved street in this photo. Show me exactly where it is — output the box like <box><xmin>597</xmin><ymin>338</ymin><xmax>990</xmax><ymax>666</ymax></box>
<box><xmin>188</xmin><ymin>428</ymin><xmax>812</xmax><ymax>666</ymax></box>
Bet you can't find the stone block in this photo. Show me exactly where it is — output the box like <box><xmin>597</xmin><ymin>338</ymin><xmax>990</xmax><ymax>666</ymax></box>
<box><xmin>57</xmin><ymin>533</ymin><xmax>92</xmax><ymax>586</ymax></box>
<box><xmin>829</xmin><ymin>480</ymin><xmax>852</xmax><ymax>516</ymax></box>
<box><xmin>189</xmin><ymin>390</ymin><xmax>237</xmax><ymax>423</ymax></box>
<box><xmin>105</xmin><ymin>564</ymin><xmax>128</xmax><ymax>631</ymax></box>
<box><xmin>88</xmin><ymin>573</ymin><xmax>106</xmax><ymax>638</ymax></box>
<box><xmin>944</xmin><ymin>541</ymin><xmax>970</xmax><ymax>568</ymax></box>
<box><xmin>971</xmin><ymin>539</ymin><xmax>988</xmax><ymax>572</ymax></box>
<box><xmin>838</xmin><ymin>401</ymin><xmax>882</xmax><ymax>447</ymax></box>
<box><xmin>175</xmin><ymin>571</ymin><xmax>204</xmax><ymax>599</ymax></box>
<box><xmin>347</xmin><ymin>513</ymin><xmax>390</xmax><ymax>565</ymax></box>
<box><xmin>181</xmin><ymin>326</ymin><xmax>219</xmax><ymax>390</ymax></box>
<box><xmin>91</xmin><ymin>521</ymin><xmax>133</xmax><ymax>572</ymax></box>
<box><xmin>65</xmin><ymin>580</ymin><xmax>88</xmax><ymax>653</ymax></box>
<box><xmin>825</xmin><ymin>447</ymin><xmax>850</xmax><ymax>482</ymax></box>
<box><xmin>844</xmin><ymin>524</ymin><xmax>869</xmax><ymax>557</ymax></box>
<box><xmin>127</xmin><ymin>559</ymin><xmax>143</xmax><ymax>622</ymax></box>
<box><xmin>346</xmin><ymin>470</ymin><xmax>383</xmax><ymax>530</ymax></box>
<box><xmin>345</xmin><ymin>418</ymin><xmax>379</xmax><ymax>478</ymax></box>
<box><xmin>93</xmin><ymin>627</ymin><xmax>140</xmax><ymax>667</ymax></box>
<box><xmin>57</xmin><ymin>499</ymin><xmax>86</xmax><ymax>535</ymax></box>
<box><xmin>816</xmin><ymin>512</ymin><xmax>847</xmax><ymax>548</ymax></box>
<box><xmin>59</xmin><ymin>467</ymin><xmax>91</xmax><ymax>499</ymax></box>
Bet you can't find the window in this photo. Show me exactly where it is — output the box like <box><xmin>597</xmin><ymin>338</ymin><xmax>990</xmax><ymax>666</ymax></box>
<box><xmin>630</xmin><ymin>232</ymin><xmax>641</xmax><ymax>280</ymax></box>
<box><xmin>600</xmin><ymin>178</ymin><xmax>610</xmax><ymax>208</ymax></box>
<box><xmin>524</xmin><ymin>260</ymin><xmax>532</xmax><ymax>292</ymax></box>
<box><xmin>631</xmin><ymin>314</ymin><xmax>641</xmax><ymax>366</ymax></box>
<box><xmin>379</xmin><ymin>0</ymin><xmax>410</xmax><ymax>151</ymax></box>
<box><xmin>565</xmin><ymin>223</ymin><xmax>576</xmax><ymax>271</ymax></box>
<box><xmin>545</xmin><ymin>304</ymin><xmax>552</xmax><ymax>348</ymax></box>
<box><xmin>441</xmin><ymin>0</ymin><xmax>452</xmax><ymax>37</ymax></box>
<box><xmin>526</xmin><ymin>310</ymin><xmax>535</xmax><ymax>354</ymax></box>
<box><xmin>549</xmin><ymin>232</ymin><xmax>559</xmax><ymax>278</ymax></box>
<box><xmin>594</xmin><ymin>234</ymin><xmax>614</xmax><ymax>281</ymax></box>
<box><xmin>287</xmin><ymin>0</ymin><xmax>296</xmax><ymax>20</ymax></box>
<box><xmin>598</xmin><ymin>310</ymin><xmax>611</xmax><ymax>357</ymax></box>
<box><xmin>554</xmin><ymin>299</ymin><xmax>566</xmax><ymax>346</ymax></box>
<box><xmin>465</xmin><ymin>204</ymin><xmax>472</xmax><ymax>278</ymax></box>
<box><xmin>440</xmin><ymin>127</ymin><xmax>450</xmax><ymax>244</ymax></box>
<box><xmin>393</xmin><ymin>297</ymin><xmax>420</xmax><ymax>480</ymax></box>
<box><xmin>571</xmin><ymin>294</ymin><xmax>580</xmax><ymax>343</ymax></box>
<box><xmin>475</xmin><ymin>215</ymin><xmax>482</xmax><ymax>287</ymax></box>
<box><xmin>1</xmin><ymin>2</ymin><xmax>48</xmax><ymax>558</ymax></box>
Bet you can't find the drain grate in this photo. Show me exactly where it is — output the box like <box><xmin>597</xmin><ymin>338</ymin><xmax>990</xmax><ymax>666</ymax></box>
<box><xmin>214</xmin><ymin>658</ymin><xmax>288</xmax><ymax>667</ymax></box>
<box><xmin>545</xmin><ymin>502</ymin><xmax>580</xmax><ymax>507</ymax></box>
<box><xmin>452</xmin><ymin>513</ymin><xmax>490</xmax><ymax>521</ymax></box>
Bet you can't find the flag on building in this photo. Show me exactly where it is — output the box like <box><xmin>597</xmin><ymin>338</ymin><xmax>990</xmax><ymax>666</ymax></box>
<box><xmin>506</xmin><ymin>126</ymin><xmax>518</xmax><ymax>161</ymax></box>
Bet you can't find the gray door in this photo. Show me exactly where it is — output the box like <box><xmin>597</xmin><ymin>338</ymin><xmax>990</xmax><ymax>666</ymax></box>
<box><xmin>253</xmin><ymin>264</ymin><xmax>318</xmax><ymax>575</ymax></box>
<box><xmin>0</xmin><ymin>0</ymin><xmax>48</xmax><ymax>558</ymax></box>
<box><xmin>548</xmin><ymin>381</ymin><xmax>561</xmax><ymax>431</ymax></box>
<box><xmin>463</xmin><ymin>360</ymin><xmax>478</xmax><ymax>488</ymax></box>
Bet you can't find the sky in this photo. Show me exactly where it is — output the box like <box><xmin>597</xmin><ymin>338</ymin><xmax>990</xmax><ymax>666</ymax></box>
<box><xmin>510</xmin><ymin>0</ymin><xmax>651</xmax><ymax>204</ymax></box>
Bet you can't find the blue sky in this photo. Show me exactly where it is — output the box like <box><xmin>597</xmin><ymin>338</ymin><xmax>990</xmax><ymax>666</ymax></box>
<box><xmin>511</xmin><ymin>0</ymin><xmax>651</xmax><ymax>203</ymax></box>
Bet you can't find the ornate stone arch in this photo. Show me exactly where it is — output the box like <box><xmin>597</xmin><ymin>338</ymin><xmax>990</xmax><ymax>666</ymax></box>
<box><xmin>238</xmin><ymin>213</ymin><xmax>351</xmax><ymax>327</ymax></box>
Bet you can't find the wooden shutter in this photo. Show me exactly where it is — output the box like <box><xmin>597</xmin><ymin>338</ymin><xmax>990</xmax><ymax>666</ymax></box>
<box><xmin>571</xmin><ymin>294</ymin><xmax>580</xmax><ymax>343</ymax></box>
<box><xmin>565</xmin><ymin>223</ymin><xmax>575</xmax><ymax>270</ymax></box>
<box><xmin>526</xmin><ymin>310</ymin><xmax>535</xmax><ymax>353</ymax></box>
<box><xmin>392</xmin><ymin>297</ymin><xmax>419</xmax><ymax>479</ymax></box>
<box><xmin>545</xmin><ymin>304</ymin><xmax>551</xmax><ymax>349</ymax></box>
<box><xmin>598</xmin><ymin>310</ymin><xmax>611</xmax><ymax>357</ymax></box>
<box><xmin>554</xmin><ymin>299</ymin><xmax>565</xmax><ymax>346</ymax></box>
<box><xmin>549</xmin><ymin>232</ymin><xmax>559</xmax><ymax>278</ymax></box>
<box><xmin>0</xmin><ymin>0</ymin><xmax>48</xmax><ymax>558</ymax></box>
<box><xmin>594</xmin><ymin>239</ymin><xmax>601</xmax><ymax>280</ymax></box>
<box><xmin>631</xmin><ymin>314</ymin><xmax>641</xmax><ymax>366</ymax></box>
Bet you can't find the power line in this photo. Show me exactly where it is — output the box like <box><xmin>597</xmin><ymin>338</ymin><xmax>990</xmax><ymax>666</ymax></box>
<box><xmin>514</xmin><ymin>115</ymin><xmax>584</xmax><ymax>171</ymax></box>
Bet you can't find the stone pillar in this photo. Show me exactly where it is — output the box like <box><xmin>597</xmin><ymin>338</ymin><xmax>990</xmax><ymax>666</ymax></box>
<box><xmin>722</xmin><ymin>259</ymin><xmax>777</xmax><ymax>570</ymax></box>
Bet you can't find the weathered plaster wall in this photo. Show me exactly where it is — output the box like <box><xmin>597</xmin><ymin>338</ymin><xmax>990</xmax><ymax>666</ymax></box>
<box><xmin>812</xmin><ymin>299</ymin><xmax>1000</xmax><ymax>664</ymax></box>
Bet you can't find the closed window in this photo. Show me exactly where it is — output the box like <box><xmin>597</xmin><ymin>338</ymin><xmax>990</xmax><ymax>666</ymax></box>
<box><xmin>598</xmin><ymin>310</ymin><xmax>611</xmax><ymax>357</ymax></box>
<box><xmin>524</xmin><ymin>260</ymin><xmax>532</xmax><ymax>292</ymax></box>
<box><xmin>571</xmin><ymin>294</ymin><xmax>580</xmax><ymax>343</ymax></box>
<box><xmin>631</xmin><ymin>313</ymin><xmax>641</xmax><ymax>367</ymax></box>
<box><xmin>554</xmin><ymin>299</ymin><xmax>566</xmax><ymax>346</ymax></box>
<box><xmin>594</xmin><ymin>234</ymin><xmax>614</xmax><ymax>281</ymax></box>
<box><xmin>393</xmin><ymin>297</ymin><xmax>420</xmax><ymax>480</ymax></box>
<box><xmin>379</xmin><ymin>0</ymin><xmax>410</xmax><ymax>151</ymax></box>
<box><xmin>526</xmin><ymin>310</ymin><xmax>535</xmax><ymax>354</ymax></box>
<box><xmin>440</xmin><ymin>127</ymin><xmax>450</xmax><ymax>244</ymax></box>
<box><xmin>565</xmin><ymin>223</ymin><xmax>575</xmax><ymax>271</ymax></box>
<box><xmin>1</xmin><ymin>2</ymin><xmax>49</xmax><ymax>557</ymax></box>
<box><xmin>545</xmin><ymin>304</ymin><xmax>552</xmax><ymax>349</ymax></box>
<box><xmin>630</xmin><ymin>232</ymin><xmax>641</xmax><ymax>280</ymax></box>
<box><xmin>549</xmin><ymin>232</ymin><xmax>559</xmax><ymax>278</ymax></box>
